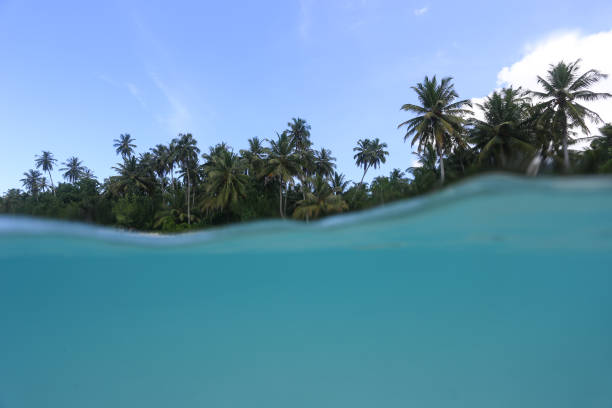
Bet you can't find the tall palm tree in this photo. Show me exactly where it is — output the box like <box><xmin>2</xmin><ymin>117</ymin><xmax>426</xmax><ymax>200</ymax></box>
<box><xmin>20</xmin><ymin>169</ymin><xmax>42</xmax><ymax>197</ymax></box>
<box><xmin>173</xmin><ymin>133</ymin><xmax>200</xmax><ymax>225</ymax></box>
<box><xmin>469</xmin><ymin>87</ymin><xmax>535</xmax><ymax>168</ymax></box>
<box><xmin>239</xmin><ymin>137</ymin><xmax>267</xmax><ymax>176</ymax></box>
<box><xmin>398</xmin><ymin>75</ymin><xmax>472</xmax><ymax>183</ymax></box>
<box><xmin>314</xmin><ymin>148</ymin><xmax>336</xmax><ymax>178</ymax></box>
<box><xmin>530</xmin><ymin>59</ymin><xmax>611</xmax><ymax>170</ymax></box>
<box><xmin>34</xmin><ymin>151</ymin><xmax>57</xmax><ymax>195</ymax></box>
<box><xmin>353</xmin><ymin>138</ymin><xmax>389</xmax><ymax>184</ymax></box>
<box><xmin>167</xmin><ymin>140</ymin><xmax>179</xmax><ymax>190</ymax></box>
<box><xmin>262</xmin><ymin>132</ymin><xmax>300</xmax><ymax>218</ymax></box>
<box><xmin>287</xmin><ymin>118</ymin><xmax>313</xmax><ymax>199</ymax></box>
<box><xmin>113</xmin><ymin>133</ymin><xmax>137</xmax><ymax>159</ymax></box>
<box><xmin>150</xmin><ymin>144</ymin><xmax>171</xmax><ymax>193</ymax></box>
<box><xmin>203</xmin><ymin>149</ymin><xmax>248</xmax><ymax>212</ymax></box>
<box><xmin>330</xmin><ymin>171</ymin><xmax>350</xmax><ymax>195</ymax></box>
<box><xmin>82</xmin><ymin>167</ymin><xmax>96</xmax><ymax>179</ymax></box>
<box><xmin>287</xmin><ymin>117</ymin><xmax>312</xmax><ymax>152</ymax></box>
<box><xmin>110</xmin><ymin>156</ymin><xmax>155</xmax><ymax>196</ymax></box>
<box><xmin>407</xmin><ymin>143</ymin><xmax>438</xmax><ymax>177</ymax></box>
<box><xmin>293</xmin><ymin>175</ymin><xmax>348</xmax><ymax>220</ymax></box>
<box><xmin>60</xmin><ymin>156</ymin><xmax>86</xmax><ymax>183</ymax></box>
<box><xmin>202</xmin><ymin>142</ymin><xmax>232</xmax><ymax>167</ymax></box>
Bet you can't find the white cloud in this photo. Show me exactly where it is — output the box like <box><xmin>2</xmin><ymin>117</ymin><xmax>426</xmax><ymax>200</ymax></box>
<box><xmin>100</xmin><ymin>75</ymin><xmax>148</xmax><ymax>109</ymax></box>
<box><xmin>98</xmin><ymin>74</ymin><xmax>118</xmax><ymax>87</ymax></box>
<box><xmin>469</xmin><ymin>96</ymin><xmax>487</xmax><ymax>122</ymax></box>
<box><xmin>149</xmin><ymin>73</ymin><xmax>191</xmax><ymax>134</ymax></box>
<box><xmin>126</xmin><ymin>82</ymin><xmax>146</xmax><ymax>108</ymax></box>
<box><xmin>413</xmin><ymin>7</ymin><xmax>428</xmax><ymax>16</ymax></box>
<box><xmin>298</xmin><ymin>0</ymin><xmax>314</xmax><ymax>41</ymax></box>
<box><xmin>496</xmin><ymin>29</ymin><xmax>612</xmax><ymax>137</ymax></box>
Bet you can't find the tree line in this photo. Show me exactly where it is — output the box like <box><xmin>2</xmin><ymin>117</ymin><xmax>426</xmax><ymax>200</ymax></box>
<box><xmin>2</xmin><ymin>59</ymin><xmax>611</xmax><ymax>232</ymax></box>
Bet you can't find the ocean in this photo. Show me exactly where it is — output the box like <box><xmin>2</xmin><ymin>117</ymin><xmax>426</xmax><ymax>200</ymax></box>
<box><xmin>1</xmin><ymin>175</ymin><xmax>611</xmax><ymax>407</ymax></box>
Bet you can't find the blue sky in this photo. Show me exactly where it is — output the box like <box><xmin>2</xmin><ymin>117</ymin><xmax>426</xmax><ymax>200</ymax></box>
<box><xmin>1</xmin><ymin>0</ymin><xmax>612</xmax><ymax>193</ymax></box>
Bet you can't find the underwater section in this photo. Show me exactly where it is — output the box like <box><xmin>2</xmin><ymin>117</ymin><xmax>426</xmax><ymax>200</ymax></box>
<box><xmin>1</xmin><ymin>175</ymin><xmax>611</xmax><ymax>408</ymax></box>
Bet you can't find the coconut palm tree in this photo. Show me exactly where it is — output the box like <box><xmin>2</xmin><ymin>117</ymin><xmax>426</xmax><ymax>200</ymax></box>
<box><xmin>287</xmin><ymin>117</ymin><xmax>312</xmax><ymax>152</ymax></box>
<box><xmin>39</xmin><ymin>177</ymin><xmax>50</xmax><ymax>193</ymax></box>
<box><xmin>530</xmin><ymin>59</ymin><xmax>611</xmax><ymax>170</ymax></box>
<box><xmin>167</xmin><ymin>140</ymin><xmax>179</xmax><ymax>190</ymax></box>
<box><xmin>60</xmin><ymin>156</ymin><xmax>86</xmax><ymax>183</ymax></box>
<box><xmin>203</xmin><ymin>149</ymin><xmax>248</xmax><ymax>212</ymax></box>
<box><xmin>110</xmin><ymin>156</ymin><xmax>155</xmax><ymax>196</ymax></box>
<box><xmin>407</xmin><ymin>143</ymin><xmax>437</xmax><ymax>176</ymax></box>
<box><xmin>81</xmin><ymin>167</ymin><xmax>95</xmax><ymax>179</ymax></box>
<box><xmin>314</xmin><ymin>148</ymin><xmax>336</xmax><ymax>178</ymax></box>
<box><xmin>469</xmin><ymin>87</ymin><xmax>535</xmax><ymax>169</ymax></box>
<box><xmin>353</xmin><ymin>138</ymin><xmax>389</xmax><ymax>184</ymax></box>
<box><xmin>113</xmin><ymin>133</ymin><xmax>137</xmax><ymax>159</ymax></box>
<box><xmin>330</xmin><ymin>172</ymin><xmax>350</xmax><ymax>195</ymax></box>
<box><xmin>398</xmin><ymin>75</ymin><xmax>472</xmax><ymax>183</ymax></box>
<box><xmin>239</xmin><ymin>137</ymin><xmax>267</xmax><ymax>176</ymax></box>
<box><xmin>287</xmin><ymin>118</ymin><xmax>313</xmax><ymax>198</ymax></box>
<box><xmin>293</xmin><ymin>175</ymin><xmax>348</xmax><ymax>220</ymax></box>
<box><xmin>173</xmin><ymin>133</ymin><xmax>200</xmax><ymax>225</ymax></box>
<box><xmin>34</xmin><ymin>151</ymin><xmax>57</xmax><ymax>195</ymax></box>
<box><xmin>262</xmin><ymin>132</ymin><xmax>300</xmax><ymax>218</ymax></box>
<box><xmin>150</xmin><ymin>144</ymin><xmax>171</xmax><ymax>193</ymax></box>
<box><xmin>20</xmin><ymin>169</ymin><xmax>42</xmax><ymax>197</ymax></box>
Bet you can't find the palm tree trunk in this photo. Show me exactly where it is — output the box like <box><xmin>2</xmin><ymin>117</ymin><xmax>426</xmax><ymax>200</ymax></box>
<box><xmin>360</xmin><ymin>165</ymin><xmax>369</xmax><ymax>185</ymax></box>
<box><xmin>284</xmin><ymin>183</ymin><xmax>288</xmax><ymax>217</ymax></box>
<box><xmin>562</xmin><ymin>119</ymin><xmax>570</xmax><ymax>171</ymax></box>
<box><xmin>436</xmin><ymin>143</ymin><xmax>445</xmax><ymax>184</ymax></box>
<box><xmin>186</xmin><ymin>170</ymin><xmax>191</xmax><ymax>225</ymax></box>
<box><xmin>279</xmin><ymin>176</ymin><xmax>284</xmax><ymax>218</ymax></box>
<box><xmin>48</xmin><ymin>171</ymin><xmax>55</xmax><ymax>196</ymax></box>
<box><xmin>299</xmin><ymin>175</ymin><xmax>307</xmax><ymax>200</ymax></box>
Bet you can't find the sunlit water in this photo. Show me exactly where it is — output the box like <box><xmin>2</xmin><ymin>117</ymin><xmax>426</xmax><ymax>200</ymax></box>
<box><xmin>1</xmin><ymin>175</ymin><xmax>611</xmax><ymax>408</ymax></box>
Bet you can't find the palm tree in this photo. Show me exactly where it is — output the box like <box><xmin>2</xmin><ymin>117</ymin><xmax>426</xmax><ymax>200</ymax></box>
<box><xmin>203</xmin><ymin>149</ymin><xmax>248</xmax><ymax>212</ymax></box>
<box><xmin>34</xmin><ymin>151</ymin><xmax>57</xmax><ymax>195</ymax></box>
<box><xmin>293</xmin><ymin>175</ymin><xmax>348</xmax><ymax>220</ymax></box>
<box><xmin>287</xmin><ymin>117</ymin><xmax>312</xmax><ymax>152</ymax></box>
<box><xmin>398</xmin><ymin>75</ymin><xmax>472</xmax><ymax>183</ymax></box>
<box><xmin>407</xmin><ymin>143</ymin><xmax>438</xmax><ymax>177</ymax></box>
<box><xmin>239</xmin><ymin>137</ymin><xmax>267</xmax><ymax>176</ymax></box>
<box><xmin>150</xmin><ymin>144</ymin><xmax>171</xmax><ymax>193</ymax></box>
<box><xmin>39</xmin><ymin>177</ymin><xmax>50</xmax><ymax>193</ymax></box>
<box><xmin>202</xmin><ymin>142</ymin><xmax>232</xmax><ymax>167</ymax></box>
<box><xmin>469</xmin><ymin>87</ymin><xmax>535</xmax><ymax>169</ymax></box>
<box><xmin>262</xmin><ymin>132</ymin><xmax>300</xmax><ymax>218</ymax></box>
<box><xmin>330</xmin><ymin>171</ymin><xmax>350</xmax><ymax>195</ymax></box>
<box><xmin>314</xmin><ymin>148</ymin><xmax>336</xmax><ymax>178</ymax></box>
<box><xmin>60</xmin><ymin>156</ymin><xmax>86</xmax><ymax>183</ymax></box>
<box><xmin>287</xmin><ymin>118</ymin><xmax>313</xmax><ymax>199</ymax></box>
<box><xmin>173</xmin><ymin>133</ymin><xmax>200</xmax><ymax>225</ymax></box>
<box><xmin>113</xmin><ymin>133</ymin><xmax>137</xmax><ymax>159</ymax></box>
<box><xmin>20</xmin><ymin>170</ymin><xmax>42</xmax><ymax>197</ymax></box>
<box><xmin>110</xmin><ymin>156</ymin><xmax>155</xmax><ymax>196</ymax></box>
<box><xmin>353</xmin><ymin>138</ymin><xmax>389</xmax><ymax>184</ymax></box>
<box><xmin>530</xmin><ymin>59</ymin><xmax>611</xmax><ymax>170</ymax></box>
<box><xmin>81</xmin><ymin>167</ymin><xmax>95</xmax><ymax>179</ymax></box>
<box><xmin>167</xmin><ymin>140</ymin><xmax>179</xmax><ymax>190</ymax></box>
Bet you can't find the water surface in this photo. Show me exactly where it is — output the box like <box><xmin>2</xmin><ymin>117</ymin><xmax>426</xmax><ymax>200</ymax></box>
<box><xmin>1</xmin><ymin>175</ymin><xmax>611</xmax><ymax>408</ymax></box>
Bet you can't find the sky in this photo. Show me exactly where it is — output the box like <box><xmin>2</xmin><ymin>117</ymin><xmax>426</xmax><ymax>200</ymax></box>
<box><xmin>1</xmin><ymin>0</ymin><xmax>612</xmax><ymax>194</ymax></box>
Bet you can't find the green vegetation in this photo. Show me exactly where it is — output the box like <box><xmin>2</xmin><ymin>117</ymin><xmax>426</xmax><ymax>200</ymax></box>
<box><xmin>2</xmin><ymin>59</ymin><xmax>611</xmax><ymax>232</ymax></box>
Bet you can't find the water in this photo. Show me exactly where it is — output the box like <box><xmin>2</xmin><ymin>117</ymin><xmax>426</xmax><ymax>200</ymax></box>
<box><xmin>1</xmin><ymin>175</ymin><xmax>611</xmax><ymax>408</ymax></box>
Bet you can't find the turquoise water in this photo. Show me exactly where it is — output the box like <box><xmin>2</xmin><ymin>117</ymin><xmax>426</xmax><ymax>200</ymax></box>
<box><xmin>1</xmin><ymin>175</ymin><xmax>611</xmax><ymax>408</ymax></box>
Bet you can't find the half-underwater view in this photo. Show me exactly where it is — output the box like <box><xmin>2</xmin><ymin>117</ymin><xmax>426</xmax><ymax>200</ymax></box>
<box><xmin>1</xmin><ymin>1</ymin><xmax>612</xmax><ymax>407</ymax></box>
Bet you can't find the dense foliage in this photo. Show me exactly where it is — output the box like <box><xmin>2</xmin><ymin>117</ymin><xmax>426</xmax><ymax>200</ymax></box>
<box><xmin>2</xmin><ymin>60</ymin><xmax>611</xmax><ymax>232</ymax></box>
